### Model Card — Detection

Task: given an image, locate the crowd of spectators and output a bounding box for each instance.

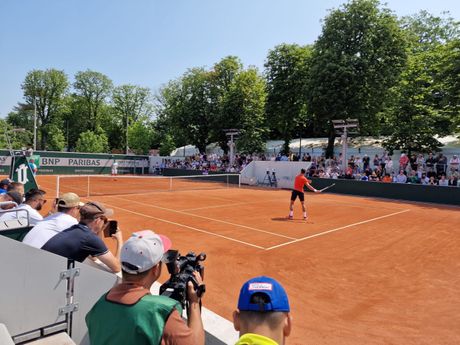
[305,151,459,187]
[158,150,459,187]
[154,153,267,174]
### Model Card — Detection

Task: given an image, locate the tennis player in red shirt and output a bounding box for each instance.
[289,168,320,220]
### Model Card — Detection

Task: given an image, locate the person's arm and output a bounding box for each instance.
[305,182,320,193]
[91,231,123,273]
[184,271,205,345]
[111,228,123,259]
[97,251,121,273]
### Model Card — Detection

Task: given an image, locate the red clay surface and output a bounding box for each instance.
[34,175,460,345]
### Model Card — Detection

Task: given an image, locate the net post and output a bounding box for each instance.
[226,174,229,188]
[238,174,241,188]
[169,176,172,191]
[56,175,60,198]
[87,175,90,198]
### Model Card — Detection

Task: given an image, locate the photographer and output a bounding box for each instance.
[86,230,205,345]
[41,201,122,273]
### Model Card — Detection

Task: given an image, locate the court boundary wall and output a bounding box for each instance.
[309,177,460,206]
[240,161,313,189]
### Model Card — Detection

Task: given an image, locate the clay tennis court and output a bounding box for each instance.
[35,175,460,345]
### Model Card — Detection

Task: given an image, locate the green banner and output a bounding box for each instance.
[9,154,39,193]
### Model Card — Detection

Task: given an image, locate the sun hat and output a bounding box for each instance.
[58,192,84,208]
[80,201,113,219]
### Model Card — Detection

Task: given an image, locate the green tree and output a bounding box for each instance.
[127,121,154,155]
[112,84,153,153]
[383,48,450,153]
[223,68,268,153]
[209,56,244,150]
[0,120,33,150]
[75,128,109,153]
[265,44,312,154]
[307,0,407,157]
[158,134,176,156]
[45,124,66,151]
[21,69,69,150]
[383,11,460,153]
[440,39,460,127]
[157,68,213,152]
[6,103,34,132]
[73,70,113,131]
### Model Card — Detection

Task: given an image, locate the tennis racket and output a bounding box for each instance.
[319,183,336,193]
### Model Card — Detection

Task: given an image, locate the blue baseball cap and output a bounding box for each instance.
[237,276,290,312]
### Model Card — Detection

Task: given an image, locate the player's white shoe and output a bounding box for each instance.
[288,215,293,220]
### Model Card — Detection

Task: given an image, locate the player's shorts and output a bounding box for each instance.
[291,190,304,202]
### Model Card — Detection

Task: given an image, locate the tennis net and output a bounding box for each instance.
[56,174,241,197]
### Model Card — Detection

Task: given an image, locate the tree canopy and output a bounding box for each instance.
[5,1,460,156]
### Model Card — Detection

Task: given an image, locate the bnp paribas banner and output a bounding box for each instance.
[9,155,39,193]
[0,151,148,175]
[36,157,148,174]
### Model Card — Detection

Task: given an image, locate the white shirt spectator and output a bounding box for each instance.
[438,177,449,186]
[22,212,78,249]
[420,175,430,185]
[1,204,43,226]
[449,155,459,171]
[385,158,393,173]
[395,172,407,184]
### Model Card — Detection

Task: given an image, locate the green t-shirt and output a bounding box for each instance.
[235,333,279,345]
[86,293,181,345]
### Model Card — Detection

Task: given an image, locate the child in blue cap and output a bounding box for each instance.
[233,276,292,345]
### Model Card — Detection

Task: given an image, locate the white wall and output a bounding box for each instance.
[241,161,312,189]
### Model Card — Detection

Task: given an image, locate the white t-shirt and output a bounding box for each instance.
[22,212,78,249]
[0,204,43,226]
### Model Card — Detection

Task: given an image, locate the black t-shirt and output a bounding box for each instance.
[42,223,108,262]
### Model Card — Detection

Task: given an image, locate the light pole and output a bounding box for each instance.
[332,119,359,173]
[298,123,305,159]
[126,114,129,154]
[33,98,37,151]
[224,129,240,167]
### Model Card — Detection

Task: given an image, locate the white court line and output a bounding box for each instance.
[265,209,411,251]
[102,202,266,250]
[106,195,296,240]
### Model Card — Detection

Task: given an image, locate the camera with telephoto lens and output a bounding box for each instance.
[159,250,206,309]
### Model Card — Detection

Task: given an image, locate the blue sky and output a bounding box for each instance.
[1,0,459,118]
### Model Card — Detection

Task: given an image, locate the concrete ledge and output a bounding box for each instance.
[0,324,14,345]
[24,332,75,345]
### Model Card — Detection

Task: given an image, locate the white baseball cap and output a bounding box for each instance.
[121,230,172,274]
